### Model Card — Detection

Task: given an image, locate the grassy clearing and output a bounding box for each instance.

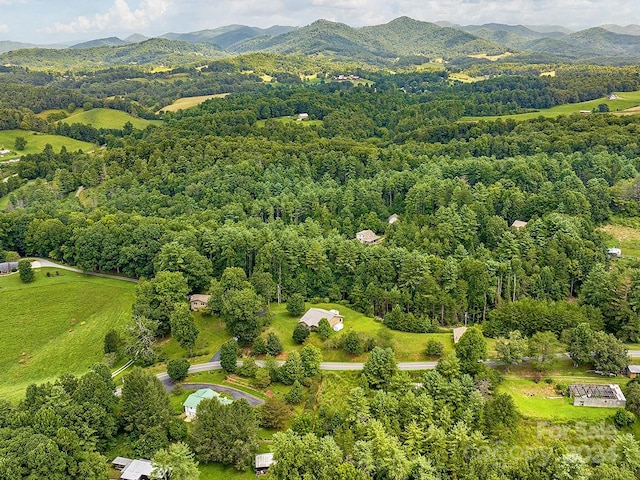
[265,302,453,362]
[60,108,162,129]
[159,94,229,113]
[0,130,94,159]
[498,377,624,422]
[255,116,323,128]
[600,223,640,258]
[199,463,255,480]
[468,52,514,61]
[158,312,230,364]
[460,90,640,122]
[0,268,135,401]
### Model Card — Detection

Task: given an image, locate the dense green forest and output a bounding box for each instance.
[3,51,640,479]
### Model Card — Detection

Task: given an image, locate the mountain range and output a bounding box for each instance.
[2,18,640,66]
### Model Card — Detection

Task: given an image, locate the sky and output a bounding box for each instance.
[1,0,639,44]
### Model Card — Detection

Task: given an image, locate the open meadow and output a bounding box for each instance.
[0,267,135,401]
[60,108,163,129]
[460,90,640,122]
[0,130,95,159]
[159,93,230,113]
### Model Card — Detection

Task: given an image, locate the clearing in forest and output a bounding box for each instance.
[159,93,230,113]
[61,108,163,129]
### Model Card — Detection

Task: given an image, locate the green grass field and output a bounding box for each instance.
[498,377,626,422]
[0,130,95,159]
[255,116,323,128]
[600,222,640,258]
[266,302,453,362]
[460,90,640,122]
[159,94,229,113]
[60,108,162,130]
[0,268,135,401]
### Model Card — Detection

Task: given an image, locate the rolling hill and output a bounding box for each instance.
[524,27,640,58]
[161,24,296,50]
[70,37,126,49]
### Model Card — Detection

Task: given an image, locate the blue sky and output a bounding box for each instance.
[1,0,639,44]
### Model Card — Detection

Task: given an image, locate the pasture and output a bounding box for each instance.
[0,130,95,159]
[60,108,163,129]
[600,222,640,258]
[460,90,640,121]
[159,93,230,113]
[0,268,135,401]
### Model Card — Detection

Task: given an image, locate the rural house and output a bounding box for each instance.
[510,220,528,230]
[299,307,344,332]
[189,294,211,311]
[255,453,275,475]
[452,326,468,344]
[356,229,380,244]
[183,388,232,418]
[297,113,309,121]
[111,457,153,480]
[388,213,400,224]
[569,384,626,408]
[625,365,640,379]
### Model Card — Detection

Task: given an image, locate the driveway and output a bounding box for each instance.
[30,257,138,283]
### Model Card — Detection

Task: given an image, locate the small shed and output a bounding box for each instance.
[255,453,275,476]
[297,113,309,121]
[299,307,344,332]
[189,294,211,311]
[607,247,622,258]
[356,229,380,244]
[452,326,468,344]
[0,262,18,274]
[569,384,626,408]
[625,365,640,379]
[510,220,528,230]
[184,388,232,417]
[388,214,400,225]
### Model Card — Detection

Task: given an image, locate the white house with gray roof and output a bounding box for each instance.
[299,308,344,332]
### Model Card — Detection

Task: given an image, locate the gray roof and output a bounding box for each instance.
[120,459,153,480]
[356,229,380,243]
[189,294,211,303]
[0,262,18,273]
[627,365,640,373]
[112,457,132,469]
[255,453,275,469]
[299,308,343,329]
[569,384,625,401]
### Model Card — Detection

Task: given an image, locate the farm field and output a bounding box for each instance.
[60,108,163,129]
[460,90,640,122]
[159,93,230,113]
[0,267,135,401]
[0,130,95,159]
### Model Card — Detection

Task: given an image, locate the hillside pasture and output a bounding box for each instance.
[60,108,162,129]
[0,130,95,159]
[600,223,640,258]
[0,268,135,401]
[460,90,640,121]
[159,93,230,113]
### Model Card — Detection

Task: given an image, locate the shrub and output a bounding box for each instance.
[167,358,190,382]
[238,358,258,378]
[220,339,239,373]
[613,409,636,429]
[266,332,283,356]
[293,323,310,344]
[342,331,364,356]
[104,329,121,354]
[254,368,271,388]
[18,260,34,283]
[285,380,305,404]
[425,340,444,357]
[317,318,332,340]
[252,337,267,355]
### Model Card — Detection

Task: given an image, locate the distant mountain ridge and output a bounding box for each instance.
[2,18,640,67]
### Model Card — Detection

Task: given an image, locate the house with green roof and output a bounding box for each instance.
[183,388,232,417]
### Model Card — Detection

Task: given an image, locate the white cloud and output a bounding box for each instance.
[46,0,171,34]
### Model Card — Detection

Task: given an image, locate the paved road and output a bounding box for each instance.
[629,350,640,358]
[31,257,138,283]
[182,383,265,406]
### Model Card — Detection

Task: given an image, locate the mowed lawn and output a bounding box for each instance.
[265,302,453,362]
[498,377,628,422]
[61,108,163,129]
[0,268,135,401]
[460,90,640,122]
[0,130,95,159]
